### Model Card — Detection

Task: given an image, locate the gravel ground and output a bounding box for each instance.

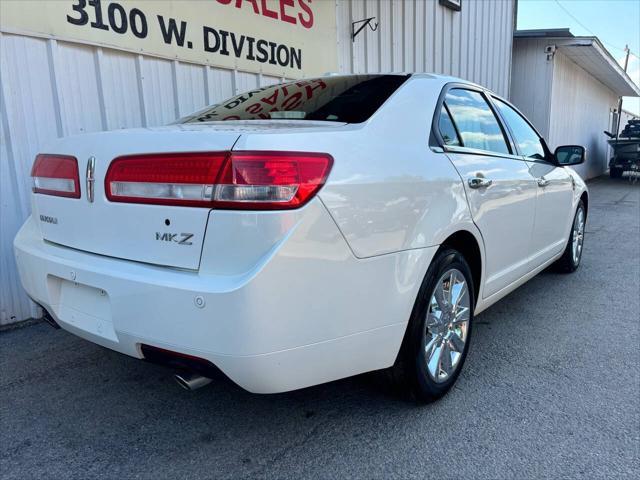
[1,176,638,480]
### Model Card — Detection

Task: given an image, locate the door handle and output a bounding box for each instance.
[468,177,493,189]
[537,177,551,187]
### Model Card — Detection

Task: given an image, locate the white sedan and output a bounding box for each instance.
[14,74,588,401]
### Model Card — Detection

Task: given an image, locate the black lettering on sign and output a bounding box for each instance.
[268,41,277,65]
[67,0,89,26]
[129,8,148,39]
[66,1,149,39]
[290,48,301,70]
[203,26,220,52]
[89,0,109,30]
[230,32,245,58]
[64,2,304,71]
[201,28,303,70]
[158,15,187,46]
[246,36,256,61]
[108,2,128,34]
[255,39,268,63]
[219,30,230,56]
[276,44,288,67]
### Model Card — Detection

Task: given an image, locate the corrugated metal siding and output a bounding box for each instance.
[337,0,515,98]
[548,51,618,180]
[0,0,515,324]
[510,38,555,138]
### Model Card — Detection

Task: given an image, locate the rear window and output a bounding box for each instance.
[438,106,461,146]
[444,89,510,155]
[179,75,409,124]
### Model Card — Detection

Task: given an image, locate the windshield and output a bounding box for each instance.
[179,74,409,124]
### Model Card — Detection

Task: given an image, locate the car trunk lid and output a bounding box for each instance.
[32,125,242,270]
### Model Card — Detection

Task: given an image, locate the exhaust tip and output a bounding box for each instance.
[174,372,212,391]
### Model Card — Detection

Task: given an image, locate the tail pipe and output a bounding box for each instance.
[174,372,212,391]
[140,344,219,391]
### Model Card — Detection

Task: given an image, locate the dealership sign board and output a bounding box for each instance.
[0,0,337,77]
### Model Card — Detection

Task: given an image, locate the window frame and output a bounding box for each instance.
[489,95,554,164]
[430,82,522,161]
[438,102,463,147]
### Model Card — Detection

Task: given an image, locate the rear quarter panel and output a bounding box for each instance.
[233,77,478,259]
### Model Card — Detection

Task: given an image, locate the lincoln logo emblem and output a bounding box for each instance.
[86,156,95,203]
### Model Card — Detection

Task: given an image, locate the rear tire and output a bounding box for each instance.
[554,201,586,273]
[391,248,474,403]
[610,167,623,179]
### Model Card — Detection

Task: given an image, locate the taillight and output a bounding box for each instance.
[105,152,227,207]
[105,151,333,210]
[31,154,81,198]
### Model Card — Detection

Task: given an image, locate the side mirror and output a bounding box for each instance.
[554,145,585,166]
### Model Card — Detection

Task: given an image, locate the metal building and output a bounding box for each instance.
[510,29,640,180]
[0,0,516,325]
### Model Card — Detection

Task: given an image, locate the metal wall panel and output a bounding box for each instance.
[511,39,619,180]
[1,34,60,323]
[56,42,104,136]
[549,51,618,180]
[174,61,208,118]
[0,0,515,324]
[141,57,177,126]
[337,0,515,98]
[100,49,144,130]
[510,38,555,138]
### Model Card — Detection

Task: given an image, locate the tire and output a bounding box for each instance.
[553,200,586,273]
[391,248,475,403]
[610,167,623,179]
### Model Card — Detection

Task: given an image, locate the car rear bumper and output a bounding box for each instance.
[14,204,435,393]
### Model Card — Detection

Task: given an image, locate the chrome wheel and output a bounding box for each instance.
[424,268,470,383]
[572,207,585,265]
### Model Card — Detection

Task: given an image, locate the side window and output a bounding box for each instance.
[438,106,461,146]
[444,89,510,155]
[493,98,546,160]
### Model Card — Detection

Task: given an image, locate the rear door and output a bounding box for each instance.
[492,97,574,269]
[438,87,538,298]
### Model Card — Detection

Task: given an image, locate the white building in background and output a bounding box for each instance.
[510,29,640,180]
[1,0,515,325]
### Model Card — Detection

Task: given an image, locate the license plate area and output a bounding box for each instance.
[47,276,117,341]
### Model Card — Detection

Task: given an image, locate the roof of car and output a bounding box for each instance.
[320,72,482,89]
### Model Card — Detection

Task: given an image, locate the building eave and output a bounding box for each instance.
[515,31,640,98]
[514,28,574,38]
[557,38,639,97]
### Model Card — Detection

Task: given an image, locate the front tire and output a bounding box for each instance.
[391,249,474,403]
[554,200,586,273]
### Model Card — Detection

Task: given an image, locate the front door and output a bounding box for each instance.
[526,162,575,267]
[491,97,575,269]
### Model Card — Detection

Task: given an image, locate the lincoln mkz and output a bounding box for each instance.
[15,74,588,401]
